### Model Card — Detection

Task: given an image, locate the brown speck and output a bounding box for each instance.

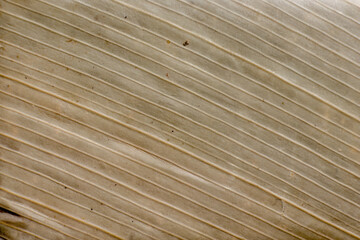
[91,208,93,211]
[25,76,27,79]
[183,40,189,46]
[166,73,169,77]
[124,16,127,19]
[16,55,19,59]
[166,40,171,44]
[281,102,284,105]
[91,86,94,90]
[100,203,103,205]
[171,130,174,133]
[64,186,67,189]
[114,183,117,186]
[7,84,9,88]
[66,67,69,71]
[66,39,73,43]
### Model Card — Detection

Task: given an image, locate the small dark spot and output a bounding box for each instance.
[281,102,284,105]
[16,55,19,59]
[114,183,117,186]
[66,39,73,43]
[166,40,171,44]
[91,208,93,211]
[66,67,69,71]
[91,86,94,90]
[171,130,174,133]
[100,203,103,205]
[25,76,27,79]
[166,73,169,77]
[64,186,67,189]
[183,40,189,46]
[131,220,134,223]
[124,16,127,19]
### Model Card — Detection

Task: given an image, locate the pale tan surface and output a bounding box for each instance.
[0,0,359,239]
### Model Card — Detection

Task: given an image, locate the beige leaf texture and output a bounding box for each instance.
[0,0,360,239]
